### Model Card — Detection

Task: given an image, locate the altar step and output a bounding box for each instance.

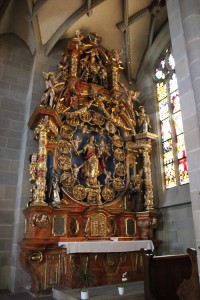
[52,281,144,300]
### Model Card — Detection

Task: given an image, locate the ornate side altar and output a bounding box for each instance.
[19,31,159,295]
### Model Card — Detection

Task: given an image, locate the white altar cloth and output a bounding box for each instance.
[58,240,154,254]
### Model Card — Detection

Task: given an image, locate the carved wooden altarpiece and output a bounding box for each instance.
[19,31,159,295]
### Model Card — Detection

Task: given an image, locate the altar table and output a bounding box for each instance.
[58,239,154,254]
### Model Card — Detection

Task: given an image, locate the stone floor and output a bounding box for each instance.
[0,282,144,300]
[0,289,54,300]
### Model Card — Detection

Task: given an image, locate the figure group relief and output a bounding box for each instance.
[28,30,155,213]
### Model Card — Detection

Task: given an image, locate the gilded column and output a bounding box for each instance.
[28,107,63,207]
[111,65,120,90]
[70,52,78,77]
[31,119,48,206]
[127,132,158,211]
[143,148,154,210]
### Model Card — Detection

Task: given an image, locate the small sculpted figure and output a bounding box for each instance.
[73,29,84,49]
[48,167,61,208]
[29,153,38,183]
[138,106,151,133]
[40,72,61,109]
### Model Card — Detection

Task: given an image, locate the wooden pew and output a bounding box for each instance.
[141,248,200,300]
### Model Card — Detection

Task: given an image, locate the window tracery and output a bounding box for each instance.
[154,48,189,189]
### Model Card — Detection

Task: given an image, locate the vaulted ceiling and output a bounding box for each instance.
[0,0,167,85]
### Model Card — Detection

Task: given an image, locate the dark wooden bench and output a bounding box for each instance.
[141,248,200,300]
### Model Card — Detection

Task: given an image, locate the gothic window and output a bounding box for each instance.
[154,47,189,189]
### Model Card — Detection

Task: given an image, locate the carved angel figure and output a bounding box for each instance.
[40,72,60,109]
[120,83,140,109]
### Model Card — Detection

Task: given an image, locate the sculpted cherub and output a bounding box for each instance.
[72,136,82,153]
[72,164,83,181]
[104,170,113,186]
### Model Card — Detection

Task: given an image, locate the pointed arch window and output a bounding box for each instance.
[154,47,189,189]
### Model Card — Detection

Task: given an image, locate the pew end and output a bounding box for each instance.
[141,247,200,300]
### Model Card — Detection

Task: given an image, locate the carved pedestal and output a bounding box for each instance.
[19,206,157,294]
[19,244,66,295]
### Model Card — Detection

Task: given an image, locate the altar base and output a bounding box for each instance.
[59,240,153,288]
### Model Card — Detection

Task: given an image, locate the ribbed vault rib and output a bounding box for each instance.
[44,0,106,55]
[147,14,157,49]
[0,0,15,27]
[117,7,149,32]
[123,0,132,84]
[27,0,47,22]
[87,0,92,16]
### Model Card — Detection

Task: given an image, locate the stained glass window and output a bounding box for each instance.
[154,48,189,189]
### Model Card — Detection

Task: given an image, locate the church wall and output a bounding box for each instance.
[139,83,194,256]
[8,40,68,292]
[0,33,65,290]
[0,34,33,289]
[156,203,196,255]
[136,13,195,255]
[166,0,200,270]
